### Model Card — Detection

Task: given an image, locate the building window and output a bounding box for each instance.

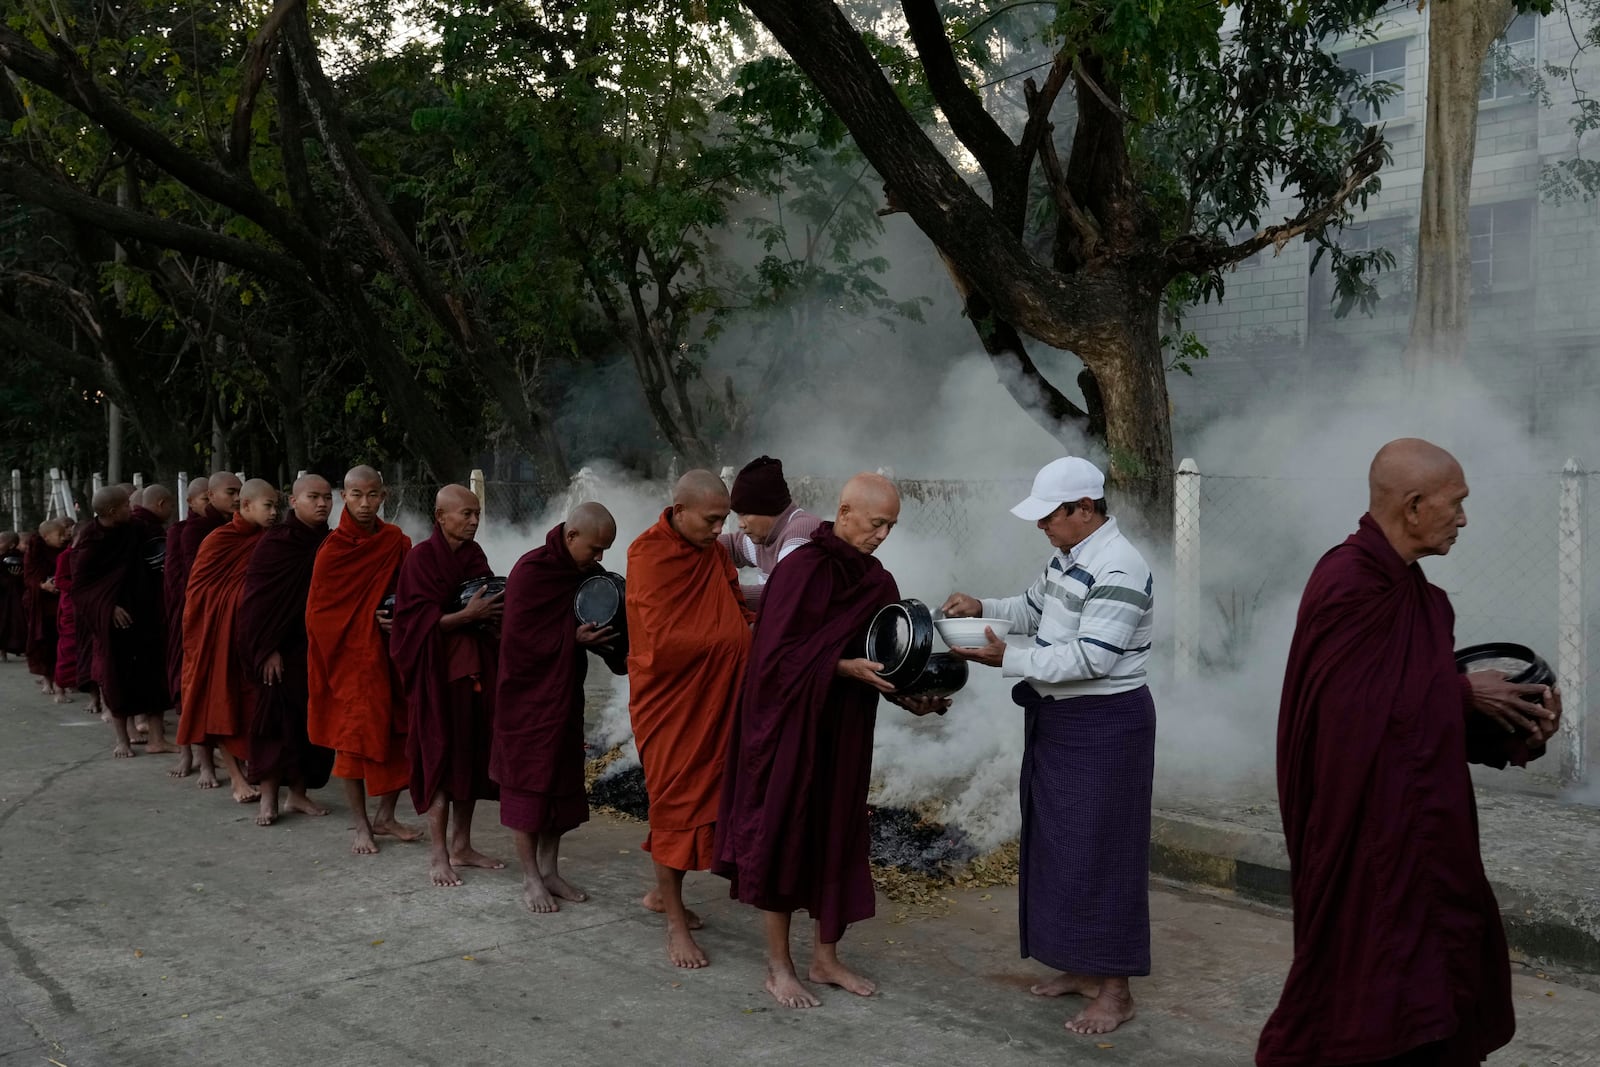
[1341,38,1408,123]
[1469,199,1533,290]
[1480,13,1537,102]
[1308,216,1412,324]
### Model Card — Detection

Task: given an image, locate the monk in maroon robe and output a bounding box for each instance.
[170,475,235,778]
[128,485,176,744]
[52,544,79,697]
[1257,439,1563,1067]
[73,487,176,757]
[23,518,69,696]
[0,530,26,660]
[391,484,503,887]
[235,475,335,827]
[165,477,211,712]
[494,503,624,913]
[715,474,948,1009]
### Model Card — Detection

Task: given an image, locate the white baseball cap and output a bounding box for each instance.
[1011,457,1106,521]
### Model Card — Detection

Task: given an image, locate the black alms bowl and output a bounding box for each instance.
[143,537,167,573]
[2,554,21,576]
[575,572,629,661]
[453,575,507,612]
[1454,641,1557,700]
[863,599,968,697]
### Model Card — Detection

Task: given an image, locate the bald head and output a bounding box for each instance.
[0,531,19,553]
[835,472,901,555]
[1367,438,1469,564]
[208,472,242,516]
[92,486,132,525]
[344,465,383,492]
[186,476,209,503]
[341,465,386,531]
[238,478,280,529]
[565,501,617,567]
[289,474,333,528]
[435,484,482,546]
[128,487,145,508]
[670,470,730,549]
[142,484,175,524]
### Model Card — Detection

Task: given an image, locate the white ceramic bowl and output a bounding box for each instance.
[934,617,1011,649]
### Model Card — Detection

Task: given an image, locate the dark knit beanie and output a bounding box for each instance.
[730,456,792,516]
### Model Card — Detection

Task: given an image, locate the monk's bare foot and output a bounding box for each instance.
[230,782,261,805]
[255,796,279,827]
[53,692,72,704]
[144,739,178,755]
[372,817,423,841]
[284,794,330,817]
[429,856,463,887]
[765,965,820,1009]
[1031,972,1101,998]
[169,749,195,778]
[112,741,135,759]
[523,880,560,914]
[666,925,708,969]
[1065,989,1136,1035]
[545,875,587,903]
[197,769,220,789]
[641,889,703,929]
[810,957,876,997]
[448,848,505,870]
[351,827,380,855]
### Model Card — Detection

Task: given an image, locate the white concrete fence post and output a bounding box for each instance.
[91,472,104,495]
[176,472,189,521]
[131,472,144,490]
[470,469,487,525]
[1174,458,1202,681]
[1557,458,1587,784]
[9,469,20,532]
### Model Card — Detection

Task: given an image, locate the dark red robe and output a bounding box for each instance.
[177,515,263,756]
[22,536,60,679]
[0,550,25,655]
[1257,515,1543,1067]
[493,522,623,835]
[52,548,77,689]
[72,513,170,718]
[713,522,899,943]
[168,509,226,713]
[391,524,499,813]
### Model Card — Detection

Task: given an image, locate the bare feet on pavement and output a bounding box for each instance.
[284,794,330,817]
[144,739,178,754]
[449,848,505,870]
[545,875,587,903]
[351,827,380,855]
[667,924,709,969]
[1031,972,1102,998]
[810,957,876,997]
[112,741,134,758]
[196,766,220,790]
[230,782,262,805]
[1065,988,1136,1035]
[641,889,703,929]
[429,856,463,887]
[256,795,279,826]
[766,964,821,1009]
[372,817,423,841]
[524,879,559,914]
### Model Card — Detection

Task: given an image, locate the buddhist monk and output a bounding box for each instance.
[24,518,68,697]
[178,478,278,800]
[306,465,421,855]
[494,501,624,913]
[627,469,753,967]
[718,455,822,612]
[0,531,25,660]
[51,536,78,699]
[234,475,336,827]
[715,473,947,1008]
[1256,439,1563,1067]
[165,476,211,778]
[391,484,504,887]
[128,485,176,744]
[73,487,177,757]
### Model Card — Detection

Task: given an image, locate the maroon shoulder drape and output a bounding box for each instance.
[235,513,332,787]
[391,525,498,813]
[71,515,169,718]
[1257,514,1541,1067]
[168,509,226,708]
[713,522,898,943]
[22,536,60,678]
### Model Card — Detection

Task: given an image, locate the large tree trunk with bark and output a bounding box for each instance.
[1405,0,1516,368]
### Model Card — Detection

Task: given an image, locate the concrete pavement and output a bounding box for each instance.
[2,661,1598,1066]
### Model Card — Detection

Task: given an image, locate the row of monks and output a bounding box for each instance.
[0,461,941,1010]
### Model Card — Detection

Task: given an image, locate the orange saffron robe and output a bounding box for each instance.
[305,511,412,796]
[177,515,262,756]
[625,508,753,870]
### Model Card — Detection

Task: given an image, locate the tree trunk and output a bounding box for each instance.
[1081,286,1173,526]
[1404,0,1515,369]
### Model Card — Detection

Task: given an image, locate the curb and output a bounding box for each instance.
[1149,809,1600,986]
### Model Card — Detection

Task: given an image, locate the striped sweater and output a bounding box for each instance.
[718,506,822,613]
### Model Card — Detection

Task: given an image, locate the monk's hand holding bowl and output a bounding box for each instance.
[261,651,283,686]
[576,622,615,647]
[40,577,57,595]
[837,658,896,693]
[1466,670,1557,736]
[112,606,133,629]
[458,586,504,626]
[940,592,981,618]
[948,627,1006,668]
[890,693,951,717]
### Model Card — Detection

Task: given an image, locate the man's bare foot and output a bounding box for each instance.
[256,796,279,827]
[765,966,821,1009]
[53,692,72,704]
[524,880,559,914]
[144,739,179,755]
[810,957,876,997]
[112,741,134,759]
[1065,989,1136,1035]
[351,828,380,855]
[641,889,703,929]
[168,754,195,779]
[284,794,330,817]
[448,848,505,870]
[666,925,709,969]
[230,782,261,805]
[1031,972,1102,998]
[545,875,587,903]
[429,856,462,887]
[372,817,423,841]
[196,767,220,789]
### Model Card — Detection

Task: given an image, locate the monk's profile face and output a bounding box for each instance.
[567,525,616,567]
[737,512,778,545]
[437,495,481,543]
[1408,468,1469,558]
[835,495,900,554]
[42,525,70,549]
[209,476,242,515]
[673,495,729,549]
[239,491,280,528]
[344,480,386,528]
[291,481,333,527]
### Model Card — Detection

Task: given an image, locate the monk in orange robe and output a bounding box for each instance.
[178,478,278,802]
[627,469,753,968]
[305,466,422,855]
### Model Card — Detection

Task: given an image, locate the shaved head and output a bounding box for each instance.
[342,465,387,531]
[344,465,383,492]
[92,485,131,520]
[565,501,617,567]
[238,478,280,529]
[669,470,730,549]
[1367,438,1469,564]
[128,487,145,507]
[185,476,210,503]
[835,472,901,555]
[208,472,242,516]
[0,531,17,552]
[292,473,330,496]
[290,474,333,527]
[435,484,482,545]
[673,469,729,508]
[240,478,277,503]
[142,484,175,525]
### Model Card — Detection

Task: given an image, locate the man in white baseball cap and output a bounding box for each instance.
[941,455,1156,1038]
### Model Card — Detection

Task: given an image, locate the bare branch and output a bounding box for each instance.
[227,0,302,172]
[900,0,1016,180]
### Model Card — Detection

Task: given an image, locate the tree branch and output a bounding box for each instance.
[900,0,1016,181]
[227,0,302,173]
